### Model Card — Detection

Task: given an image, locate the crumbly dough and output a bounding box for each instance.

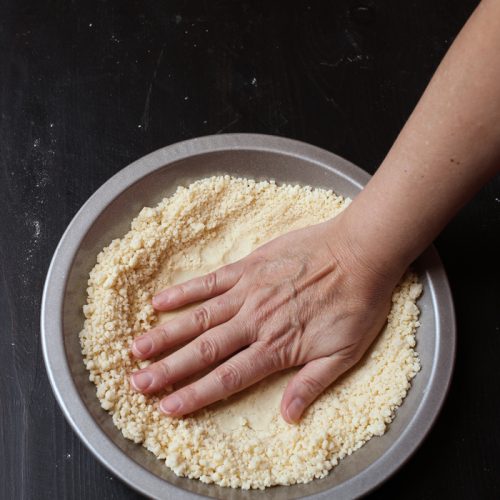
[80,176,422,490]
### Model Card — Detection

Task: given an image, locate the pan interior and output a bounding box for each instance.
[61,147,440,499]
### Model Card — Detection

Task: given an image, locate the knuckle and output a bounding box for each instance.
[215,363,242,392]
[192,306,211,331]
[196,337,219,365]
[175,283,186,298]
[202,272,217,294]
[249,251,267,266]
[157,359,171,382]
[214,296,228,311]
[157,325,170,344]
[300,374,325,396]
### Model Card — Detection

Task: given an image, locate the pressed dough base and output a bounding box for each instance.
[80,176,422,489]
[155,235,296,437]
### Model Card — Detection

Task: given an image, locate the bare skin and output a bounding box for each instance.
[131,0,500,423]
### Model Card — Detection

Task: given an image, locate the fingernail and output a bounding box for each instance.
[286,397,305,423]
[131,371,153,391]
[133,336,153,356]
[160,394,182,415]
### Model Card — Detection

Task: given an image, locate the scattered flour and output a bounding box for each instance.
[80,176,422,489]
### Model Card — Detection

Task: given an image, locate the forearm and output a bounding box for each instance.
[337,0,500,277]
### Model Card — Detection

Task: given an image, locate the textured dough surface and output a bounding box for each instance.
[80,176,422,490]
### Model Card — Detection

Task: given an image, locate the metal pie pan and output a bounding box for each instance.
[41,134,455,499]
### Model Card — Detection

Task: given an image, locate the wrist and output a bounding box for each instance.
[326,206,410,287]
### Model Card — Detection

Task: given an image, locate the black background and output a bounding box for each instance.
[1,1,499,499]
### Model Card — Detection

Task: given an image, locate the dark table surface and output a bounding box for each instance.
[1,1,499,499]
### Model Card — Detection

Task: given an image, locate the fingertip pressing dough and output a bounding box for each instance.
[80,176,422,490]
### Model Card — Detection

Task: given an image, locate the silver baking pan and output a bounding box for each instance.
[41,134,455,499]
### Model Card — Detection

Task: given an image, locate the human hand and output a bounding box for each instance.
[130,215,404,423]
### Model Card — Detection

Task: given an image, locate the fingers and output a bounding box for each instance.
[132,292,243,359]
[159,345,277,417]
[152,263,243,311]
[280,352,356,424]
[130,318,249,394]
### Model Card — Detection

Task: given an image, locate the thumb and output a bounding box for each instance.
[280,353,355,424]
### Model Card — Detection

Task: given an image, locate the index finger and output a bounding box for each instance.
[152,262,243,311]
